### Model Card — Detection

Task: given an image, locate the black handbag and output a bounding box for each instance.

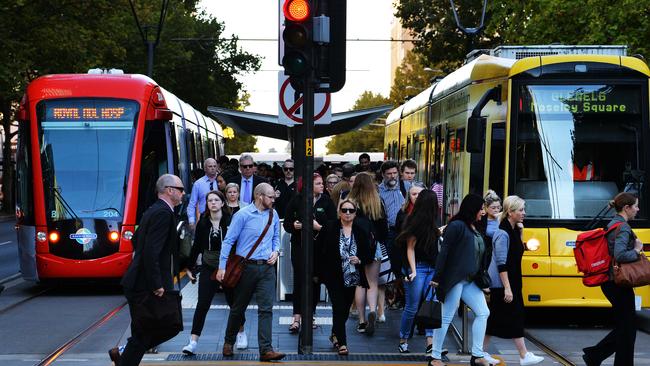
[415,285,442,329]
[473,269,492,289]
[132,288,183,338]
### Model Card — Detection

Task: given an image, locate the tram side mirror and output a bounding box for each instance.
[466,116,486,153]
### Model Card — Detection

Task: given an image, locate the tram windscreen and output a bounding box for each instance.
[38,99,137,220]
[514,84,646,219]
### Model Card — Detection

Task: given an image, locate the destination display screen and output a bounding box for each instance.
[519,84,641,115]
[41,99,139,122]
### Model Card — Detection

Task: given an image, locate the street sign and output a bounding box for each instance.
[306,138,313,156]
[278,72,331,125]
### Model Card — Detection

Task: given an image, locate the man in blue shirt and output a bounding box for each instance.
[187,158,219,230]
[226,154,267,205]
[216,183,284,361]
[378,160,406,278]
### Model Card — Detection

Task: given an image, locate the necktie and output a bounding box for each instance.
[243,179,251,203]
[209,180,214,191]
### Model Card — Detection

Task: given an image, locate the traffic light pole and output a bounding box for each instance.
[298,72,315,355]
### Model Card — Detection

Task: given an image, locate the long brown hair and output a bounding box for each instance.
[347,172,383,220]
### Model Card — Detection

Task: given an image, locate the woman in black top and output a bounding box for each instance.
[317,198,374,355]
[429,194,492,366]
[182,190,246,354]
[583,192,643,366]
[224,182,243,216]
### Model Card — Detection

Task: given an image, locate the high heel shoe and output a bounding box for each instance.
[470,356,494,366]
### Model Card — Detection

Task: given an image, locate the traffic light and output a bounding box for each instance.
[282,0,313,92]
[314,0,346,93]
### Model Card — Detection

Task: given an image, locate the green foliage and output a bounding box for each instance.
[395,0,650,69]
[225,133,258,155]
[389,51,443,106]
[0,1,261,212]
[326,91,390,154]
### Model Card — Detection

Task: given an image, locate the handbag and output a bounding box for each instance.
[415,285,442,329]
[213,210,273,288]
[378,241,395,285]
[613,253,650,287]
[473,269,492,289]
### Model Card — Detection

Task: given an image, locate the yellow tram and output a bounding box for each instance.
[385,45,650,307]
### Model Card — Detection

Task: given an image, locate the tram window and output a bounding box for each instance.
[137,122,168,222]
[514,83,646,219]
[16,122,34,225]
[488,124,506,198]
[187,132,196,170]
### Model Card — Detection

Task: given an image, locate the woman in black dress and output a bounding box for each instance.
[484,195,543,366]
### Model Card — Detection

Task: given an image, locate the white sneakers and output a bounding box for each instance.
[236,330,248,350]
[520,352,544,366]
[377,314,386,323]
[182,340,197,355]
[483,354,501,365]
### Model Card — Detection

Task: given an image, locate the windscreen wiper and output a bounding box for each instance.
[52,186,80,220]
[80,207,122,216]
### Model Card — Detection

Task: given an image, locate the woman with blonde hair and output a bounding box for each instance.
[347,172,388,336]
[484,195,543,366]
[224,183,243,215]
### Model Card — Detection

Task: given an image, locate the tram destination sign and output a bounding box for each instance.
[42,99,138,122]
[520,85,640,115]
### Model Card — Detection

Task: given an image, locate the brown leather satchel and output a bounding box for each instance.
[212,210,274,288]
[613,253,650,287]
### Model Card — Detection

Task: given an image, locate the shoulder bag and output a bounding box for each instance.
[213,209,274,288]
[415,285,442,329]
[613,252,650,287]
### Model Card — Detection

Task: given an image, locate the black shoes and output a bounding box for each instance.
[366,311,376,336]
[581,349,600,366]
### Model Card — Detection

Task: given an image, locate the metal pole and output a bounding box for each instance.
[298,69,315,356]
[147,40,155,77]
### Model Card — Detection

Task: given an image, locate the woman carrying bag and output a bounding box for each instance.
[583,192,643,366]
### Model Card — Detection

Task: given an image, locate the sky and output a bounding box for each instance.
[198,0,394,155]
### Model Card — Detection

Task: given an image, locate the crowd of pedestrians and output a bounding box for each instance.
[110,153,640,365]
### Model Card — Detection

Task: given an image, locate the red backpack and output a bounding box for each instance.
[573,222,623,287]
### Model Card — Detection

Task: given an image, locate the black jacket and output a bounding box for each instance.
[283,193,337,248]
[433,220,491,301]
[273,179,296,219]
[188,213,232,269]
[121,199,178,292]
[316,219,374,287]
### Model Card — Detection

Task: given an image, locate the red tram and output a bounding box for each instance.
[15,71,225,281]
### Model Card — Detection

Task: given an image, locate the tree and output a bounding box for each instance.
[0,1,261,212]
[388,51,443,107]
[326,91,390,154]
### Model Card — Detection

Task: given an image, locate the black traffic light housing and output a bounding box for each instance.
[314,0,346,93]
[282,0,313,92]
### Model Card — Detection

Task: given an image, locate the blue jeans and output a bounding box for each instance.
[399,262,435,339]
[431,280,490,358]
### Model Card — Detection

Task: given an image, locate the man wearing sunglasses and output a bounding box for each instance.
[273,159,296,219]
[226,154,267,205]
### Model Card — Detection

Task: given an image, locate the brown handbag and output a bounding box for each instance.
[613,253,650,287]
[212,210,274,288]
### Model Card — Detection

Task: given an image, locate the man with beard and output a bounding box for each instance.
[378,160,405,278]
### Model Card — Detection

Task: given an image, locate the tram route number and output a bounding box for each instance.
[306,138,313,157]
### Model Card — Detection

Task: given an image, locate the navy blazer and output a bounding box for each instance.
[121,199,178,292]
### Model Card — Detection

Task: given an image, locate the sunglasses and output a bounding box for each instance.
[166,185,185,193]
[340,208,356,214]
[327,181,338,185]
[241,164,254,169]
[283,167,294,171]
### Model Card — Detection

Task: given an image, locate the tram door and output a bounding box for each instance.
[137,121,169,221]
[444,128,465,221]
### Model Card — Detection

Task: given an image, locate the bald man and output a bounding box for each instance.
[187,158,219,229]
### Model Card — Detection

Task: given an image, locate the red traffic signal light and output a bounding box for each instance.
[283,0,310,22]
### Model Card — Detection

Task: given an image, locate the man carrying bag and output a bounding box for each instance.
[109,174,185,366]
[215,183,285,362]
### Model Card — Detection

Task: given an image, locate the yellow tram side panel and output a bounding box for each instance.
[521,227,650,307]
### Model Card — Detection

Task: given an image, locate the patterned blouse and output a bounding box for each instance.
[339,229,360,287]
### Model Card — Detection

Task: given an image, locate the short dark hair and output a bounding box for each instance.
[342,163,355,178]
[359,153,370,162]
[217,155,229,166]
[380,160,399,174]
[400,159,417,172]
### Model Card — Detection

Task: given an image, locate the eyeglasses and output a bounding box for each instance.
[327,181,338,185]
[241,164,254,169]
[166,186,185,193]
[264,194,275,199]
[488,205,502,210]
[340,208,356,214]
[283,167,294,171]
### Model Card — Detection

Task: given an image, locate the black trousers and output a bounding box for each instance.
[584,281,637,365]
[190,265,244,336]
[291,243,320,315]
[120,290,174,366]
[326,281,356,346]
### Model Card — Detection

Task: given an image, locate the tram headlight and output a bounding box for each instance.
[48,231,60,243]
[526,238,540,251]
[108,231,120,243]
[123,230,134,241]
[36,231,47,242]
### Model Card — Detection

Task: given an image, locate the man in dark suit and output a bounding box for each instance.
[226,154,267,205]
[109,174,185,366]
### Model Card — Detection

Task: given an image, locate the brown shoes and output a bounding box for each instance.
[222,343,234,357]
[259,350,286,362]
[108,347,121,366]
